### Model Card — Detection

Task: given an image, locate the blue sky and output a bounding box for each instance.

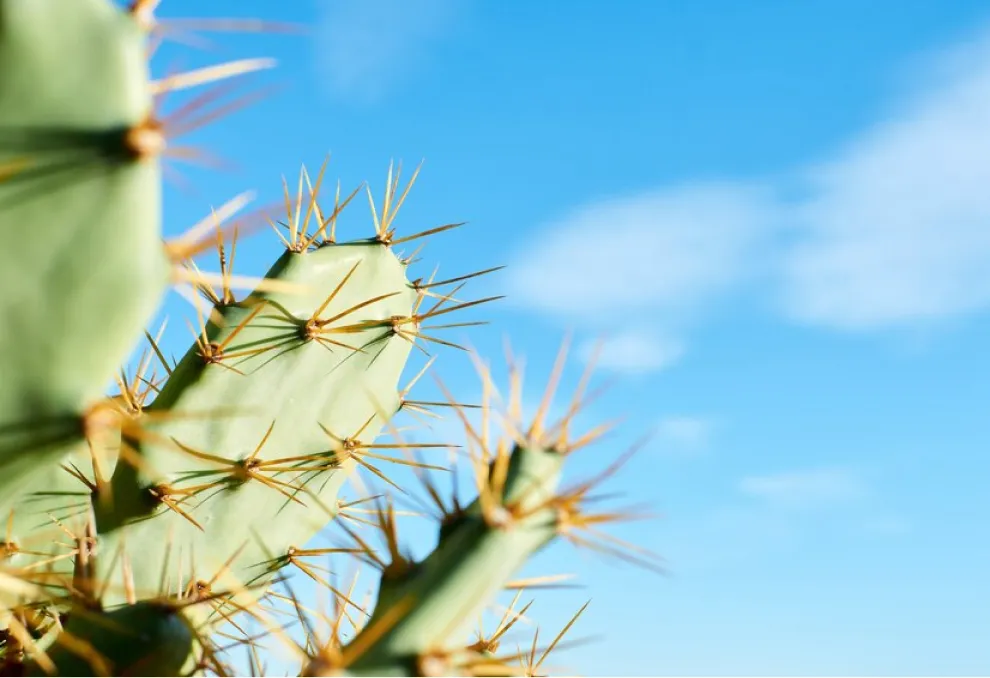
[148,0,990,674]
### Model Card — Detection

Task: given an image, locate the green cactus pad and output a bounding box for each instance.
[25,602,197,677]
[92,242,418,607]
[344,444,565,675]
[0,0,168,491]
[0,429,121,615]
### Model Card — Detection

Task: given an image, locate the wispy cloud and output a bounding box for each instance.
[778,28,990,329]
[506,24,990,347]
[507,182,780,373]
[507,182,780,323]
[579,330,685,375]
[738,467,867,509]
[654,415,714,451]
[314,0,464,102]
[662,472,897,573]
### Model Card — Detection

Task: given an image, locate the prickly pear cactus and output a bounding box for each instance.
[0,0,168,500]
[0,2,659,676]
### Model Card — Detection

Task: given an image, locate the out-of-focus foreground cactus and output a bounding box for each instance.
[0,1,660,676]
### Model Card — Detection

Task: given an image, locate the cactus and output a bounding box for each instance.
[0,2,659,676]
[299,344,658,677]
[0,0,168,499]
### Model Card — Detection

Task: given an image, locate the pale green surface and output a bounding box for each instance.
[0,430,121,613]
[348,444,565,674]
[92,243,417,606]
[0,0,168,488]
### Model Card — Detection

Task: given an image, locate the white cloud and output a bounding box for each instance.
[779,26,990,329]
[579,330,685,374]
[314,0,463,102]
[507,24,990,337]
[738,467,867,509]
[507,182,780,323]
[655,415,713,450]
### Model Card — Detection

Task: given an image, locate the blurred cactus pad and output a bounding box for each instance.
[0,1,660,675]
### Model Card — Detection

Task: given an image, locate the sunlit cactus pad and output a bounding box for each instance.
[0,0,167,493]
